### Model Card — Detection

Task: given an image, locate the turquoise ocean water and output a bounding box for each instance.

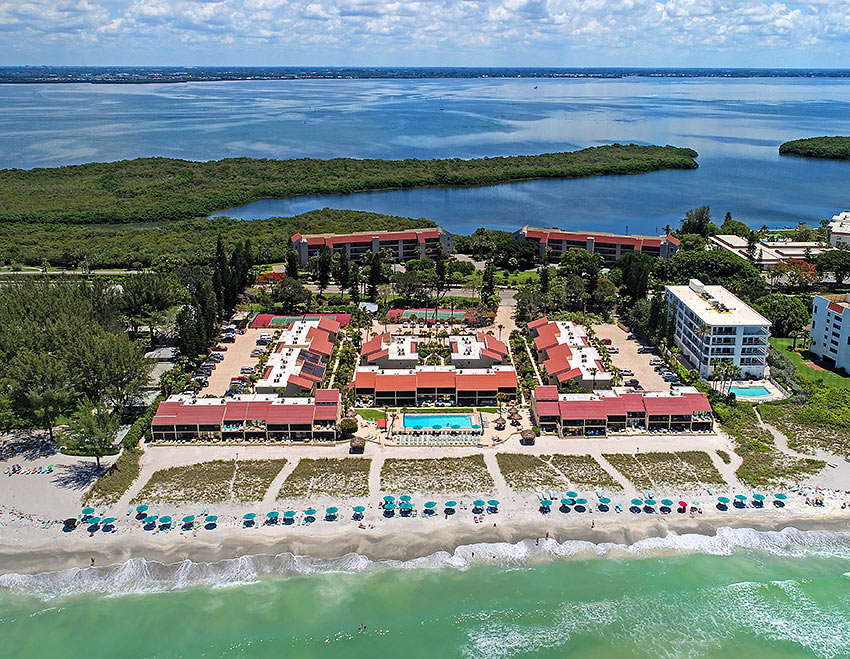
[2,527,850,657]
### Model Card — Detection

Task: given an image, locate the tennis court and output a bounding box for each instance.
[387,308,468,322]
[251,313,351,328]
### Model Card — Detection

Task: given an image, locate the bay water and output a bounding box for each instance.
[1,77,850,233]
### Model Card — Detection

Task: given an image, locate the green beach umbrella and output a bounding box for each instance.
[384,503,397,510]
[488,500,499,507]
[734,494,747,501]
[399,495,412,502]
[445,501,457,508]
[424,501,437,509]
[87,516,101,525]
[283,511,296,518]
[566,491,579,498]
[326,507,339,515]
[304,509,317,516]
[631,498,643,506]
[267,511,280,518]
[82,507,95,515]
[182,515,195,523]
[383,496,396,503]
[243,513,256,520]
[575,498,588,505]
[135,505,148,513]
[752,493,766,501]
[473,499,486,507]
[102,517,116,525]
[353,506,365,513]
[205,515,218,522]
[600,497,612,505]
[775,493,787,500]
[644,499,656,506]
[660,499,673,507]
[718,497,730,504]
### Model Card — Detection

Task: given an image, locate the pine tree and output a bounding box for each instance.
[286,249,300,279]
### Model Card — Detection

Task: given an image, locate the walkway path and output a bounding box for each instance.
[261,458,300,506]
[482,452,511,497]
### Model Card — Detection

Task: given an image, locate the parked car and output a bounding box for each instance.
[631,384,645,391]
[637,346,656,354]
[626,333,636,340]
[608,347,620,354]
[220,335,235,344]
[620,369,635,376]
[625,378,640,387]
[650,359,664,365]
[663,375,681,382]
[601,338,613,345]
[213,344,228,351]
[240,366,256,374]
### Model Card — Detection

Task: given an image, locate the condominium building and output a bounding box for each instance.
[291,227,452,264]
[528,317,613,390]
[150,390,341,443]
[513,226,679,265]
[360,331,508,369]
[708,234,831,270]
[827,211,850,247]
[352,365,518,407]
[809,293,850,372]
[253,317,340,395]
[531,386,713,436]
[665,279,771,378]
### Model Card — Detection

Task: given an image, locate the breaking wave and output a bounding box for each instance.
[2,526,850,602]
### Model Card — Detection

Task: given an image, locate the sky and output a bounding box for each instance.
[1,0,849,68]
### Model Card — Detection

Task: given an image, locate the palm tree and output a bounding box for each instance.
[726,363,742,394]
[497,324,504,341]
[695,323,711,347]
[497,391,506,415]
[589,366,598,390]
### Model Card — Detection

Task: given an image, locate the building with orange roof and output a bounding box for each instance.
[514,226,679,265]
[528,318,613,390]
[254,318,337,395]
[291,226,452,264]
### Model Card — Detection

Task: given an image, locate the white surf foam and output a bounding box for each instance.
[2,525,849,602]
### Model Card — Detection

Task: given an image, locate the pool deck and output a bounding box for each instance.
[713,379,787,402]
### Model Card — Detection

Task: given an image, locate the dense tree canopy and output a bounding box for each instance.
[753,294,810,338]
[655,249,767,302]
[779,136,850,160]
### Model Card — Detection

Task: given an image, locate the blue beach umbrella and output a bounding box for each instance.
[326,507,339,515]
[182,515,195,523]
[283,511,296,518]
[488,500,499,507]
[541,500,552,507]
[135,505,149,513]
[82,507,95,515]
[101,517,116,525]
[445,501,457,508]
[205,515,218,522]
[400,502,413,510]
[353,506,365,513]
[399,495,412,502]
[560,498,574,506]
[718,497,730,504]
[631,498,643,506]
[144,515,158,523]
[644,499,656,507]
[775,493,788,500]
[243,513,256,520]
[473,499,486,507]
[303,509,317,516]
[575,498,588,505]
[566,491,579,499]
[384,503,397,511]
[159,516,172,524]
[383,496,396,503]
[660,499,673,507]
[87,516,101,525]
[267,511,280,519]
[735,495,747,501]
[424,501,437,509]
[753,493,766,501]
[599,497,612,505]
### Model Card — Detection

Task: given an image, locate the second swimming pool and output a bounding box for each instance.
[402,414,477,430]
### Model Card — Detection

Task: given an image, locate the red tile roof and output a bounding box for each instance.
[528,316,549,330]
[828,302,845,315]
[535,401,561,417]
[555,367,583,383]
[456,371,517,390]
[376,373,418,391]
[313,405,339,421]
[314,389,340,403]
[287,374,315,390]
[361,333,388,357]
[644,394,712,415]
[223,401,250,421]
[267,404,315,424]
[534,385,559,401]
[558,400,607,419]
[317,316,341,334]
[175,405,226,425]
[416,371,456,388]
[353,370,377,390]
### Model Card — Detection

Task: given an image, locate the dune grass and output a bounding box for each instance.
[603,451,725,490]
[278,458,371,498]
[380,455,494,493]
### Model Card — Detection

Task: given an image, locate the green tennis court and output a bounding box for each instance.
[396,309,468,320]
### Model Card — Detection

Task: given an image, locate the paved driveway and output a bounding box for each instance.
[593,323,669,392]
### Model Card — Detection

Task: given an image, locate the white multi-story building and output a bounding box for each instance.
[827,211,850,247]
[809,293,850,372]
[665,279,771,378]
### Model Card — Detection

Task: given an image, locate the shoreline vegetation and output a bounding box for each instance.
[0,145,698,224]
[779,136,850,160]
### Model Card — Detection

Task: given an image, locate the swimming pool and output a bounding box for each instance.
[403,414,477,430]
[729,385,772,397]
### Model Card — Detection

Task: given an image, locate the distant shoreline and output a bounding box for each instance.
[3,66,850,85]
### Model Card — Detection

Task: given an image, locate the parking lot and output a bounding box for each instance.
[592,323,669,392]
[204,328,266,396]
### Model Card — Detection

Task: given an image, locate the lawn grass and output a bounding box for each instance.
[603,451,725,490]
[278,458,371,498]
[132,459,287,504]
[356,409,387,421]
[769,338,850,389]
[83,449,142,506]
[380,455,494,493]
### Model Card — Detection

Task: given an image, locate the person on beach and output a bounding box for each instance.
[591,520,595,528]
[90,557,95,566]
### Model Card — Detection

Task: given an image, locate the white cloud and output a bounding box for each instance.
[0,0,849,64]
